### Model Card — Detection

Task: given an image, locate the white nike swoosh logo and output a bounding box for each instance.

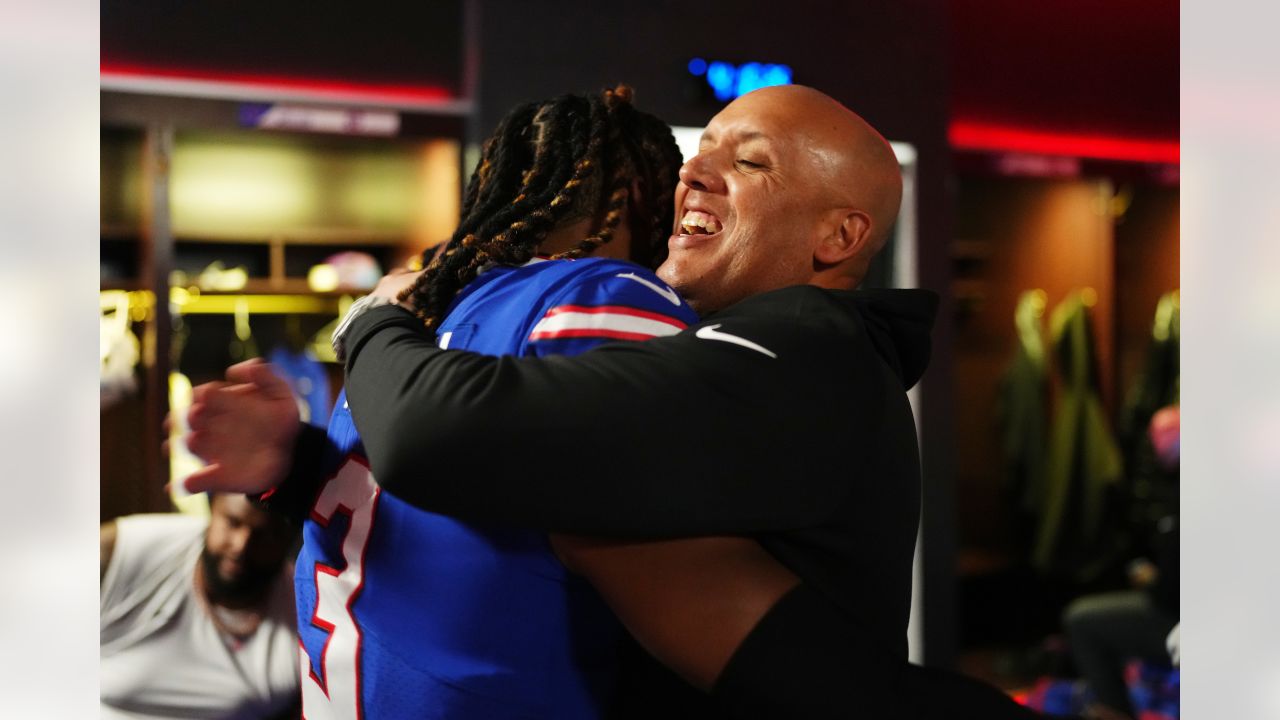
[616,272,682,306]
[694,324,778,359]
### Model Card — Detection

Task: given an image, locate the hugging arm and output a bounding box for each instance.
[344,303,879,537]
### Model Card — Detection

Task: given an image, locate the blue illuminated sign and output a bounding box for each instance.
[687,58,792,101]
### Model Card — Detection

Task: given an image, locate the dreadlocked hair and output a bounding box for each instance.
[398,84,685,331]
[616,105,685,268]
[549,85,634,261]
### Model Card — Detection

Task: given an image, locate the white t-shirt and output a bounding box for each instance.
[100,513,298,719]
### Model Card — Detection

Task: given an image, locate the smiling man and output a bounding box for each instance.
[660,84,902,315]
[187,86,1040,718]
[331,85,1035,718]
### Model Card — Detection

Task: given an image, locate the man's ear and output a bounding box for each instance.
[814,209,871,265]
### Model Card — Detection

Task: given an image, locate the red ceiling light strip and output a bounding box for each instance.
[100,61,456,107]
[949,121,1179,164]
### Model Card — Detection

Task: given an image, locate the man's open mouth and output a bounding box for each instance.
[678,209,722,236]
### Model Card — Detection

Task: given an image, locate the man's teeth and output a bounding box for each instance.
[680,211,720,235]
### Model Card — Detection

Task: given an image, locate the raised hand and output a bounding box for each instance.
[179,359,302,495]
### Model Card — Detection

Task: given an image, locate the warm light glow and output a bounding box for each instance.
[171,140,315,232]
[308,264,340,293]
[169,132,426,237]
[171,293,341,315]
[950,121,1179,164]
[415,140,462,247]
[339,153,421,230]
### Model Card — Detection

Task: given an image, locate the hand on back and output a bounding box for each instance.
[370,268,425,309]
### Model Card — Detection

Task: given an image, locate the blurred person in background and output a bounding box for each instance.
[100,493,300,719]
[1065,405,1179,720]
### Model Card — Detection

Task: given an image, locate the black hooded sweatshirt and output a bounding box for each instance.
[344,284,932,653]
[316,284,1038,719]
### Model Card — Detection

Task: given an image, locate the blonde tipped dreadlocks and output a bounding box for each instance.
[397,85,684,331]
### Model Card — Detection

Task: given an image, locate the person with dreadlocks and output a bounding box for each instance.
[185,85,705,719]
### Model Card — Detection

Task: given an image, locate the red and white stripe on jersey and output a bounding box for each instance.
[529,304,688,342]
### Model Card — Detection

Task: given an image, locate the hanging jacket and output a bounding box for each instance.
[1034,291,1124,580]
[1119,290,1180,543]
[997,289,1050,527]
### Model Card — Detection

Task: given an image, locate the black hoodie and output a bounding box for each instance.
[343,284,937,658]
[338,285,1047,719]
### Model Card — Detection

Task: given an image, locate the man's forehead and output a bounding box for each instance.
[700,125,771,144]
[703,96,807,145]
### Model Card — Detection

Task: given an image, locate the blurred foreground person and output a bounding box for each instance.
[100,494,299,719]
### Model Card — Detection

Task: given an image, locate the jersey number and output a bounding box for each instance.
[301,456,379,720]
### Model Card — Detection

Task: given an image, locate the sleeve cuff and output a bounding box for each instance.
[249,422,330,525]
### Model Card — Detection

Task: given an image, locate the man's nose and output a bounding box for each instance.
[678,153,726,194]
[227,529,251,556]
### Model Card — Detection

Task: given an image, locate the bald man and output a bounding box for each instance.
[188,86,1040,717]
[338,85,1037,718]
[658,84,903,315]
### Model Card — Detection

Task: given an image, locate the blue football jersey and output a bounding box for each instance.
[295,257,698,720]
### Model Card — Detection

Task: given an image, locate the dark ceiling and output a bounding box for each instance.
[101,1,1178,144]
[101,0,464,96]
[950,0,1178,141]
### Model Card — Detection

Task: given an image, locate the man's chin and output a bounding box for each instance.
[218,569,245,586]
[201,551,269,600]
[656,256,696,290]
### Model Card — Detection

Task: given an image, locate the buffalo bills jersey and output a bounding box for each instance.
[295,257,697,720]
